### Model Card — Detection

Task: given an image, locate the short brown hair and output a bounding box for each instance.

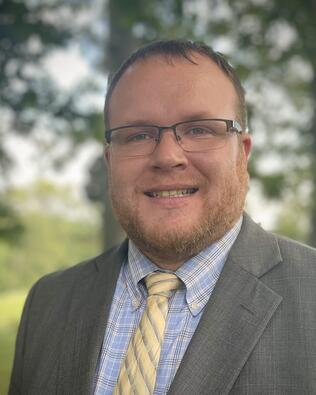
[104,39,247,130]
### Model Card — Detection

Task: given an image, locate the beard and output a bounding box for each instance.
[109,150,249,267]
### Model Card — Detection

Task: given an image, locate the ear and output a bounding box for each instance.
[104,145,111,167]
[241,133,252,160]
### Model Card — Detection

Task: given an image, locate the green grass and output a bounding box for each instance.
[0,290,26,395]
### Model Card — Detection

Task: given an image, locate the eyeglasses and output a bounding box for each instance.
[105,118,243,158]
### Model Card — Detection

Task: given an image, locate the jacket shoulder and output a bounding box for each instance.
[35,242,126,290]
[274,233,316,272]
[27,241,128,309]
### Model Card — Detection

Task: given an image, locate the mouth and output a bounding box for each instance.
[144,188,198,198]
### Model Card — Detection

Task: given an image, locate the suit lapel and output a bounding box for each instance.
[57,241,128,395]
[168,215,283,395]
[54,215,283,394]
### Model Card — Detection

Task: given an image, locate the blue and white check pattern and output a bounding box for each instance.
[94,217,242,395]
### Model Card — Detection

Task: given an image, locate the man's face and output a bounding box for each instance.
[105,54,252,269]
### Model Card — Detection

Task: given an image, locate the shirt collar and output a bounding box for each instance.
[175,217,242,315]
[124,242,159,310]
[124,217,243,314]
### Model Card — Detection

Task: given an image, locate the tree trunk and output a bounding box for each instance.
[86,0,142,251]
[309,71,316,247]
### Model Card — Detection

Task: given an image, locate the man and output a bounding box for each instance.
[9,40,316,394]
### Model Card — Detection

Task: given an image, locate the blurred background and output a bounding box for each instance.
[1,0,316,392]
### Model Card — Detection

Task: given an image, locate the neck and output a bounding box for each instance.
[146,256,185,271]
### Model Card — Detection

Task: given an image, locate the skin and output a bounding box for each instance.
[105,53,252,271]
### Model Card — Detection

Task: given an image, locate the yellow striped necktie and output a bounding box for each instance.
[113,272,181,395]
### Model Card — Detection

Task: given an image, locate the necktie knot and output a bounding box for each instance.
[145,272,181,298]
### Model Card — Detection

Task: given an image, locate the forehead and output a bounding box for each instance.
[108,54,238,125]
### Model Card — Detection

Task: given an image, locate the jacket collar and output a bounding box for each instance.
[168,213,283,395]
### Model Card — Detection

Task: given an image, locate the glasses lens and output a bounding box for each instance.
[176,119,229,152]
[110,126,159,157]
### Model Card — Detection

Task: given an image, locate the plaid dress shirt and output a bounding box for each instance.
[94,217,242,394]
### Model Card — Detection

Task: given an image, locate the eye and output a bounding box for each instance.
[188,127,210,135]
[184,125,216,138]
[126,130,156,143]
[111,127,157,145]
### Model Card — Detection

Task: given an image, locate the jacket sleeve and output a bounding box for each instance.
[8,284,37,395]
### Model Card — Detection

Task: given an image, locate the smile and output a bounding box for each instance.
[145,188,198,198]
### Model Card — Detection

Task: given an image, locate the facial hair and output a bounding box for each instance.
[109,149,249,267]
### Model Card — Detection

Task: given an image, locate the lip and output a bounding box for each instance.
[144,184,198,193]
[143,184,199,205]
[144,184,198,195]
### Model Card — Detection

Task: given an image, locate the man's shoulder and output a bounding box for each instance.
[273,232,316,268]
[30,241,128,299]
[235,214,316,277]
[35,253,100,288]
[243,213,316,253]
[246,214,316,273]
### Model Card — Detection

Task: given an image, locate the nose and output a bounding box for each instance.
[149,129,188,171]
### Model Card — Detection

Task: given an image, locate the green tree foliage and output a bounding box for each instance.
[0,0,103,242]
[0,200,24,243]
[3,0,62,141]
[0,181,100,291]
[274,197,310,243]
[201,0,316,244]
[3,0,316,246]
[0,0,101,141]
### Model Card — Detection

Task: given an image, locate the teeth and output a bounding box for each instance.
[149,189,196,198]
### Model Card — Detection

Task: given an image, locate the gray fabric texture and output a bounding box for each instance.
[9,214,316,394]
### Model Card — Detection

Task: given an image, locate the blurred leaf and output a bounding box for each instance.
[0,0,98,174]
[0,200,24,243]
[260,174,286,199]
[0,181,100,291]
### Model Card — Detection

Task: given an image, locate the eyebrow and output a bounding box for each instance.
[181,112,217,121]
[118,113,217,127]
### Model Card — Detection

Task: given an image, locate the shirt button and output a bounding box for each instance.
[190,303,199,310]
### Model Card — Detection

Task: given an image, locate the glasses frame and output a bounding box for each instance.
[104,118,244,156]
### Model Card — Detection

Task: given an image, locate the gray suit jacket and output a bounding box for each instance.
[9,214,316,394]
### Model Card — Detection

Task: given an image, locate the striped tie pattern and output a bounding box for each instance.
[113,272,181,395]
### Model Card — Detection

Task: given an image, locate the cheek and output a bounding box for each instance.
[194,156,230,181]
[197,154,241,192]
[109,161,143,195]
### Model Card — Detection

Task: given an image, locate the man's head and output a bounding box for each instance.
[104,39,252,270]
[104,40,248,131]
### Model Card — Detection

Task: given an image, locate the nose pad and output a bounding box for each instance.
[156,128,182,149]
[150,127,188,168]
[175,133,182,143]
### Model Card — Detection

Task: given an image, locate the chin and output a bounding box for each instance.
[121,209,231,264]
[112,154,249,263]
